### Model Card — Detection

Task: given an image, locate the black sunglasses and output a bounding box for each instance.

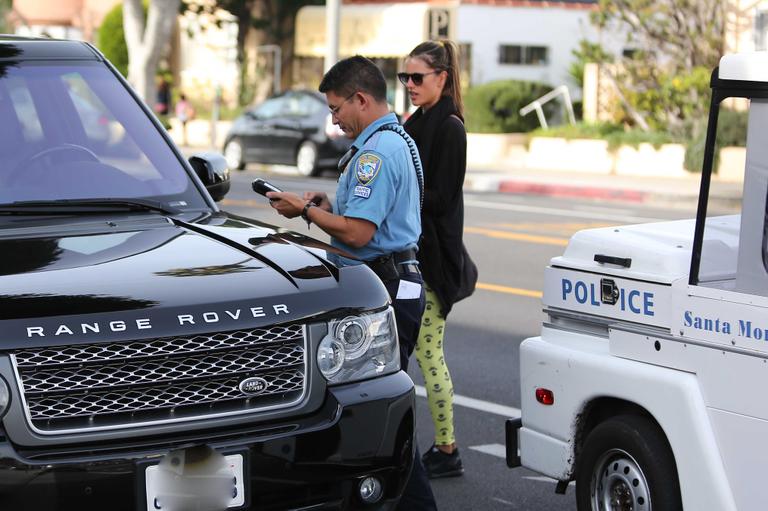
[397,71,440,86]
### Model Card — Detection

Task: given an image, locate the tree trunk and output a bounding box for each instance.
[123,0,180,104]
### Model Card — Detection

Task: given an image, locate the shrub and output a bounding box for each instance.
[464,80,556,133]
[683,109,747,172]
[97,4,129,77]
[531,122,676,150]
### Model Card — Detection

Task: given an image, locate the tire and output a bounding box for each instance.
[224,138,245,170]
[576,414,682,511]
[296,140,318,177]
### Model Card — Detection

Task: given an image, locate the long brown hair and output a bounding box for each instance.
[408,40,464,117]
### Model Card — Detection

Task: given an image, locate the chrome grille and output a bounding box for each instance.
[12,325,307,434]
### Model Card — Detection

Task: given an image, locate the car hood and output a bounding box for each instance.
[0,213,388,348]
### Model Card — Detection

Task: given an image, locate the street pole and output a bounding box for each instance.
[255,45,282,95]
[210,83,222,150]
[325,0,341,72]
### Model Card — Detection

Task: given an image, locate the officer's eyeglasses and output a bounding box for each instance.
[329,92,357,116]
[397,71,440,86]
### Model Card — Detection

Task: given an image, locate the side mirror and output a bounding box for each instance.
[189,152,231,202]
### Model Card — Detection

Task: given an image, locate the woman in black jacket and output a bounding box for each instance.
[401,40,468,479]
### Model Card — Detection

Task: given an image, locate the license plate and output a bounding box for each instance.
[145,453,245,510]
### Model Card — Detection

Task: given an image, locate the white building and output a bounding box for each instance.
[294,0,630,110]
[456,0,626,90]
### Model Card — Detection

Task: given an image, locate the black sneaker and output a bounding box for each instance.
[421,444,464,479]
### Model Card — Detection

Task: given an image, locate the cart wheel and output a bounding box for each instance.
[576,414,682,511]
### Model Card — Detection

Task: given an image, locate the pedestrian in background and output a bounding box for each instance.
[266,55,437,511]
[175,93,193,145]
[400,39,468,479]
[155,76,170,116]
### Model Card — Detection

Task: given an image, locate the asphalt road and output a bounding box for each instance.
[218,164,703,511]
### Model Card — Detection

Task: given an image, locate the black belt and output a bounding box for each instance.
[365,249,420,282]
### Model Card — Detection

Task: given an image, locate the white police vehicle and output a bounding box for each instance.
[507,52,768,511]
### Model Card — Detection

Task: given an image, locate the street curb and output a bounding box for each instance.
[496,180,648,202]
[462,173,742,212]
[462,173,651,203]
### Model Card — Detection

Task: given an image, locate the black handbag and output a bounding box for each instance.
[454,244,478,303]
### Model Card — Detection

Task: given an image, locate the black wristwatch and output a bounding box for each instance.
[301,201,315,228]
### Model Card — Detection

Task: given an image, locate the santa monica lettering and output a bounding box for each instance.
[738,320,768,341]
[684,310,732,334]
[684,311,768,341]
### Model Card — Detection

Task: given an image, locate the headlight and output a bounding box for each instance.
[317,307,399,385]
[0,376,9,419]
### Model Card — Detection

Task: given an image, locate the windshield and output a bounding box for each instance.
[0,60,207,210]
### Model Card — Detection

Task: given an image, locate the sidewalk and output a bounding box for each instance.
[463,165,743,212]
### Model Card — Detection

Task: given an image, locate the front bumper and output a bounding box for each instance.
[0,371,415,511]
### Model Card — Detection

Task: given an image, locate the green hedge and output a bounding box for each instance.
[531,122,676,150]
[97,4,129,77]
[684,109,747,172]
[464,80,555,133]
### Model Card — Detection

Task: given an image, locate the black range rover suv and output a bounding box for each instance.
[0,37,414,510]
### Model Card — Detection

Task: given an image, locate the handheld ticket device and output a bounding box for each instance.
[252,178,282,198]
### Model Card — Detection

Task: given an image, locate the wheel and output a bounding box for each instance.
[296,140,318,177]
[224,138,245,170]
[576,415,682,511]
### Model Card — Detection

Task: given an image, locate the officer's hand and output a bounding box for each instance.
[266,191,303,218]
[303,192,331,212]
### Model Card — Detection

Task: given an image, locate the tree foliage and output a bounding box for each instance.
[593,0,729,133]
[123,0,180,102]
[183,0,322,106]
[97,4,131,77]
[0,0,12,33]
[568,40,613,90]
[464,80,556,133]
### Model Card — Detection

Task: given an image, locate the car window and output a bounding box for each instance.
[63,72,115,147]
[285,94,323,117]
[0,61,207,210]
[252,97,284,119]
[6,77,44,142]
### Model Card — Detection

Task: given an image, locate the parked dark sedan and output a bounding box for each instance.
[223,90,352,176]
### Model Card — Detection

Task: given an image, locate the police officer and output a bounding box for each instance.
[267,55,437,511]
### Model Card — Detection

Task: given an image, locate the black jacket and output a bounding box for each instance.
[404,96,466,316]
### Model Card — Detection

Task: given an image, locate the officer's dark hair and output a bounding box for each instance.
[319,55,387,103]
[408,40,464,118]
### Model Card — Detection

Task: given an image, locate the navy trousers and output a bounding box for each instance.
[384,274,438,511]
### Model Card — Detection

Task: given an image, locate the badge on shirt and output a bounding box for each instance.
[354,185,371,198]
[356,152,382,185]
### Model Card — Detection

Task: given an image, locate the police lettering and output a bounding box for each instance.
[561,278,654,316]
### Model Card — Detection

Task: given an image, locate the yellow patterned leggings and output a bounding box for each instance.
[414,285,455,446]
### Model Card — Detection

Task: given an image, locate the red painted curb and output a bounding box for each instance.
[497,180,648,203]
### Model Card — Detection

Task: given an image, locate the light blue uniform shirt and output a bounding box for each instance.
[332,112,421,261]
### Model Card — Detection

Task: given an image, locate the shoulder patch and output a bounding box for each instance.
[354,185,371,198]
[356,152,382,185]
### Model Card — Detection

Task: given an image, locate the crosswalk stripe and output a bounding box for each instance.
[414,385,521,418]
[468,443,507,459]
